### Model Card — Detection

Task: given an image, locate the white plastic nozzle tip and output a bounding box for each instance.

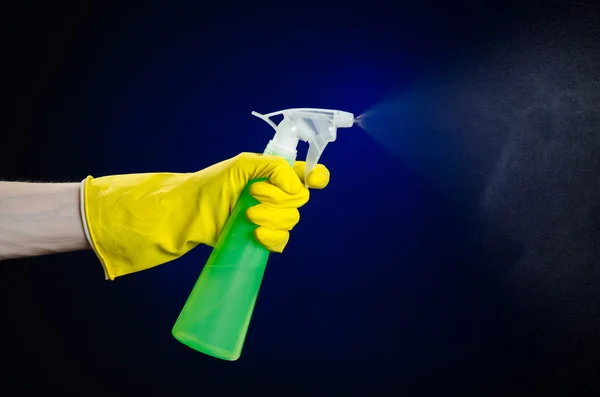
[334,111,355,128]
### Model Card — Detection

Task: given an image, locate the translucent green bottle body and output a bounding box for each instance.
[172,178,270,361]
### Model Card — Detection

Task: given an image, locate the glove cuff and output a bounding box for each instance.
[80,178,93,247]
[80,176,111,280]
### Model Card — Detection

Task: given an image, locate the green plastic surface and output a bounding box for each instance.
[172,178,270,361]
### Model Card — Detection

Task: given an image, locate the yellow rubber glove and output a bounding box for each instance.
[81,152,330,280]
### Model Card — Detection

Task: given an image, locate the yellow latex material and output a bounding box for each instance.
[82,152,330,280]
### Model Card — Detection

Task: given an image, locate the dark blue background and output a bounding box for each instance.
[2,0,598,395]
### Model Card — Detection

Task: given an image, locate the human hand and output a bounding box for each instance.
[82,152,330,279]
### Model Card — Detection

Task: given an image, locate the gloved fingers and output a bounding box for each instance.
[246,204,300,231]
[249,181,310,209]
[237,153,303,195]
[254,227,289,253]
[293,161,330,189]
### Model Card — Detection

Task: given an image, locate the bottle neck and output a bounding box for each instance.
[272,118,300,148]
[263,141,297,167]
[262,118,299,166]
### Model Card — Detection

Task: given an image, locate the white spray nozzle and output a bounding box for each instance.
[332,110,355,128]
[252,108,355,186]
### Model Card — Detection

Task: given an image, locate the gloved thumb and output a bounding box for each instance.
[293,162,330,189]
[242,153,303,195]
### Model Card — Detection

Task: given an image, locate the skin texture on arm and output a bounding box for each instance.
[0,182,90,260]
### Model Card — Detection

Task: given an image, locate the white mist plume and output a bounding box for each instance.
[359,20,600,340]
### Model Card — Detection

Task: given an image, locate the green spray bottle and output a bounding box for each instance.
[171,108,355,360]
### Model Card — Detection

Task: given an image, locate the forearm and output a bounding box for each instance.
[0,181,90,260]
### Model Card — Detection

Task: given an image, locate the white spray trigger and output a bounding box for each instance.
[295,116,336,186]
[252,108,355,187]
